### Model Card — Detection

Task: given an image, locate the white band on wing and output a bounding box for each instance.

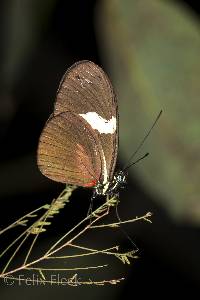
[79,112,116,134]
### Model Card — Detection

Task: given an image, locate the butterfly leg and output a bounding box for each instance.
[114,198,139,253]
[87,190,96,218]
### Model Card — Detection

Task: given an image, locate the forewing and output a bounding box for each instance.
[54,60,118,183]
[37,112,102,186]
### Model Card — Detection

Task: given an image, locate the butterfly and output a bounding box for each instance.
[37,60,127,198]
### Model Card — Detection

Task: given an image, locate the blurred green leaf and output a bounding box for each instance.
[97,0,200,223]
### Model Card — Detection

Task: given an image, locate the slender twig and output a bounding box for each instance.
[23,209,50,265]
[90,212,152,228]
[0,205,47,235]
[3,274,125,286]
[26,264,107,271]
[2,231,31,274]
[0,223,33,259]
[46,246,119,259]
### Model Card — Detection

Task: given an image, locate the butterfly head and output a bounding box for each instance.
[113,170,127,186]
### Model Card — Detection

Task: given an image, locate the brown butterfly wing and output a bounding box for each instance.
[54,60,118,184]
[37,112,102,186]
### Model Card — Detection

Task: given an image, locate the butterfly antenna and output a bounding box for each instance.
[124,152,149,172]
[123,110,162,170]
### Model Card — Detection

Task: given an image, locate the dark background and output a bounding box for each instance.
[0,0,199,298]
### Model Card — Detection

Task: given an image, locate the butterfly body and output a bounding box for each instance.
[93,170,127,198]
